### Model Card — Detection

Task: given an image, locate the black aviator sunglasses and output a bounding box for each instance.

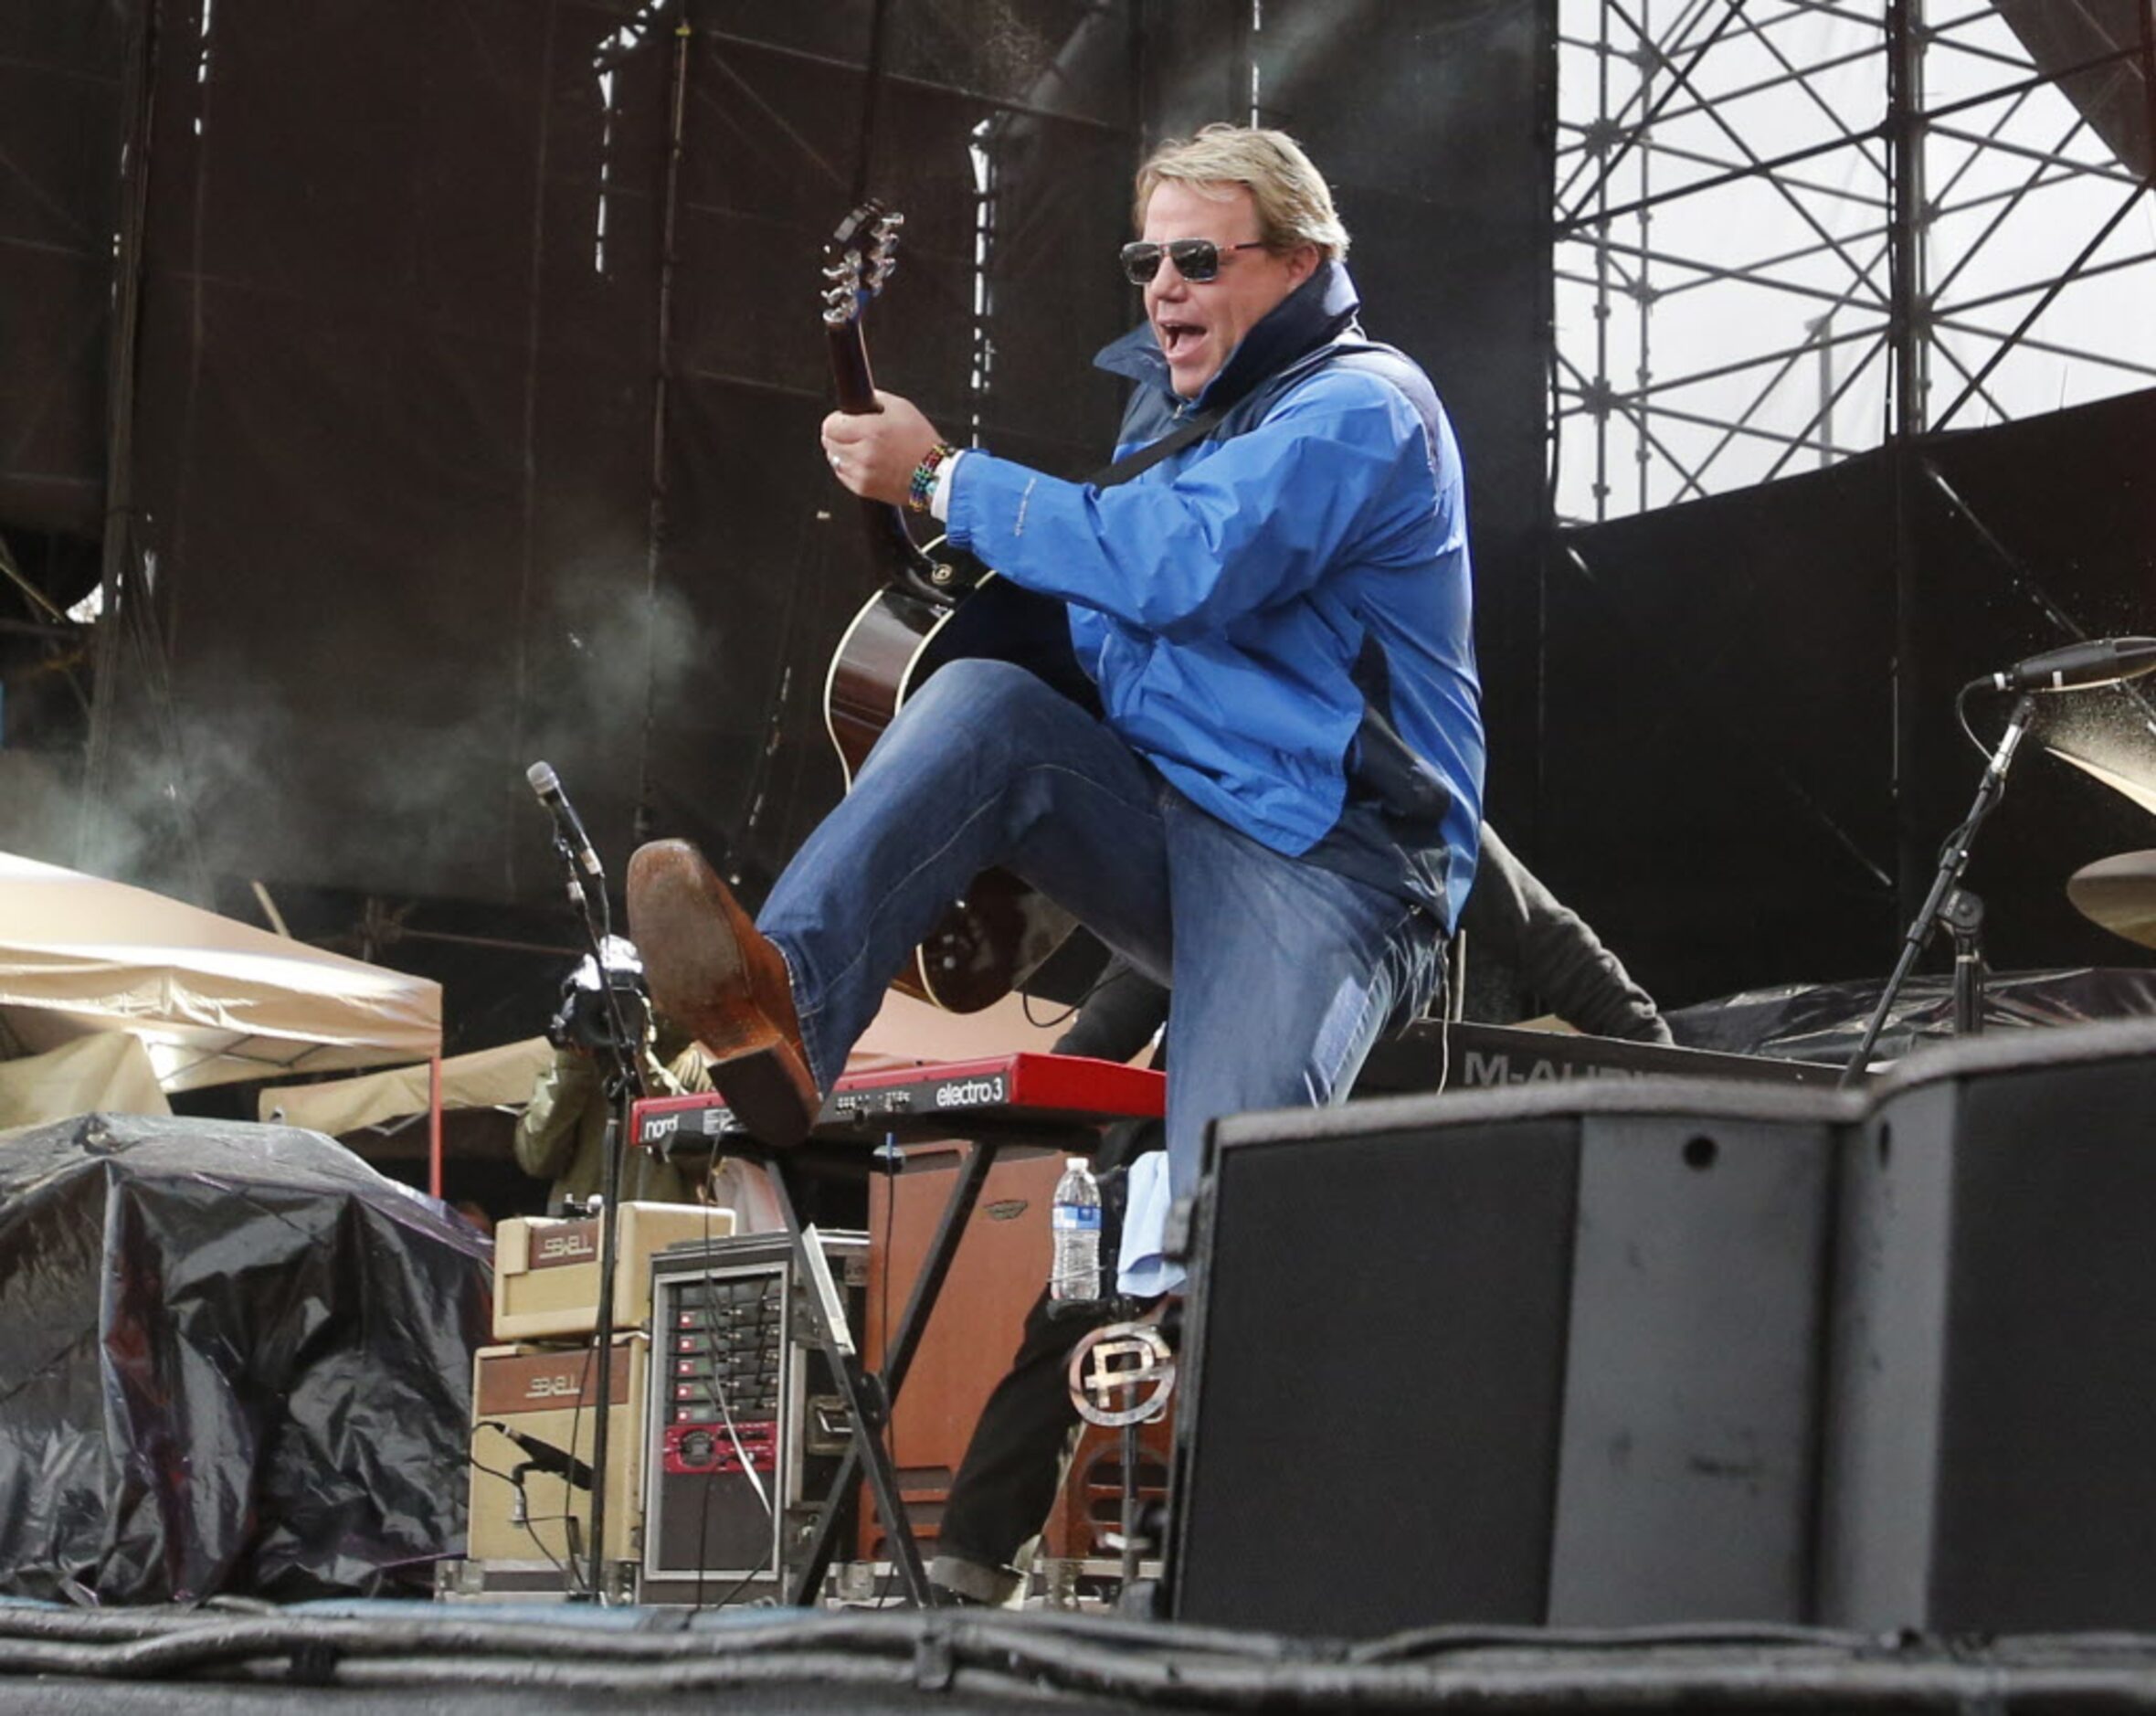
[1119,238,1268,284]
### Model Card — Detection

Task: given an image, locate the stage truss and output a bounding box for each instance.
[1552,0,2156,523]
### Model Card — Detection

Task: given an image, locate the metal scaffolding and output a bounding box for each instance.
[1551,0,2156,524]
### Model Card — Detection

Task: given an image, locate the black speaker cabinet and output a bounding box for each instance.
[1819,1018,2156,1633]
[1165,1077,1854,1638]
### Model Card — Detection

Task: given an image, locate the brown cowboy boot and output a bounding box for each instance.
[626,839,819,1148]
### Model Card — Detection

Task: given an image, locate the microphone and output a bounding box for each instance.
[1990,637,2156,694]
[482,1420,595,1489]
[527,760,601,876]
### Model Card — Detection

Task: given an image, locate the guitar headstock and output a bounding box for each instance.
[822,200,904,331]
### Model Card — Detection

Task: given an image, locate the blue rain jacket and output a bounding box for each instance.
[944,260,1483,928]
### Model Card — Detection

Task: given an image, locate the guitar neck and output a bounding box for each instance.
[830,323,936,580]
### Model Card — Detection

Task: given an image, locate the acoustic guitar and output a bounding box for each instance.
[819,201,1077,1013]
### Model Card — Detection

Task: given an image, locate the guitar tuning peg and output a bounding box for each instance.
[820,260,853,281]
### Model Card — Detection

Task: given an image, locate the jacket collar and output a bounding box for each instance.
[1094,260,1363,413]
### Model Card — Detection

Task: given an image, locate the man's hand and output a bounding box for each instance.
[820,391,944,507]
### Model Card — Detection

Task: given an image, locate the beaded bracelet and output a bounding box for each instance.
[906,441,958,514]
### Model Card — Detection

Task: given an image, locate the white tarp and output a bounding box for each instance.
[0,1032,172,1130]
[258,1037,553,1135]
[0,851,440,1092]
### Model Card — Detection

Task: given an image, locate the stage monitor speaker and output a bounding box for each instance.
[1819,1018,2156,1633]
[1164,1079,1855,1638]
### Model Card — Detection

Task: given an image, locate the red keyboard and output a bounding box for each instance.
[632,1052,1165,1152]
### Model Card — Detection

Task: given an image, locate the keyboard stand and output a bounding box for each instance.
[753,1149,934,1605]
[774,1131,1000,1606]
[635,1054,1166,1607]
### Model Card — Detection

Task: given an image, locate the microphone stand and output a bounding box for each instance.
[1840,693,2035,1087]
[1942,886,1986,1038]
[535,785,650,1604]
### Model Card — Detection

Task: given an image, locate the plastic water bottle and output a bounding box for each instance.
[1050,1156,1103,1301]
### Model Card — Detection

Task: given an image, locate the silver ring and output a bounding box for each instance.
[829,450,843,472]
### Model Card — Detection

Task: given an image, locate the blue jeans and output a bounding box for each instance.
[759,659,1443,1225]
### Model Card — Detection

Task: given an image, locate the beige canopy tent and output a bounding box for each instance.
[0,1032,172,1130]
[259,1036,553,1137]
[0,850,441,1096]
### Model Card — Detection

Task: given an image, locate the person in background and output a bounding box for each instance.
[448,1199,496,1239]
[1455,823,1671,1043]
[513,942,711,1213]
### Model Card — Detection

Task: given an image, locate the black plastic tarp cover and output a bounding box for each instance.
[0,1112,490,1605]
[1667,967,2156,1065]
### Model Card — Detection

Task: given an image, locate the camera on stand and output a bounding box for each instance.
[546,935,651,1057]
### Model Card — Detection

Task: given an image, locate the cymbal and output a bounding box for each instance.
[2066,850,2156,952]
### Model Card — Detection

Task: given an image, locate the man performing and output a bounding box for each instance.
[628,122,1483,1301]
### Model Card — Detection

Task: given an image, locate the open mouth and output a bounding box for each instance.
[1157,320,1203,360]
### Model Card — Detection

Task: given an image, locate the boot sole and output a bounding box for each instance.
[629,840,819,1149]
[707,1036,819,1150]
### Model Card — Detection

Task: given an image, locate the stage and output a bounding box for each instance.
[4,1,2155,1708]
[12,1600,2156,1713]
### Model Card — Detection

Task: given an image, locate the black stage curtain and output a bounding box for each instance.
[0,2,136,536]
[105,0,1142,905]
[1542,385,2156,1008]
[53,0,1551,920]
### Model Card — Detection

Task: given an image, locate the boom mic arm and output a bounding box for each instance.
[1990,637,2156,694]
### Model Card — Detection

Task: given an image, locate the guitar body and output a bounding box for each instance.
[819,205,1077,1013]
[824,567,1088,778]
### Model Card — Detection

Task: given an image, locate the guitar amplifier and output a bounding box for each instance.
[464,1333,649,1593]
[639,1231,866,1604]
[493,1202,736,1340]
[856,1146,1057,1562]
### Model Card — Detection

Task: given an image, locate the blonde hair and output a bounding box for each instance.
[1133,123,1350,260]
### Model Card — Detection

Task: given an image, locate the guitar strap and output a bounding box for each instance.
[1085,406,1228,488]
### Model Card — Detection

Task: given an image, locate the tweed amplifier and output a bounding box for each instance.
[492,1202,735,1340]
[464,1332,649,1594]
